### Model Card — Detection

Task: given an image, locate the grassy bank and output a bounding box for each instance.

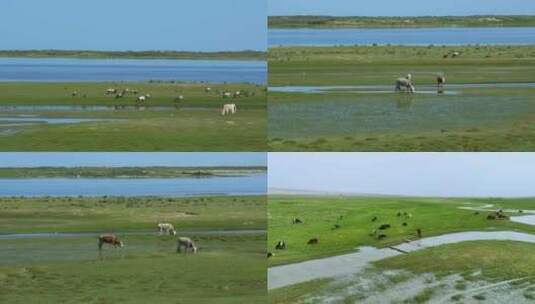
[269,45,535,86]
[268,196,535,266]
[0,82,266,151]
[0,49,266,61]
[0,82,266,107]
[269,15,535,28]
[0,196,266,233]
[0,166,266,178]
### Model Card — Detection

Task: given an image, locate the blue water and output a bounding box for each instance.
[0,57,266,84]
[0,173,266,197]
[269,27,535,46]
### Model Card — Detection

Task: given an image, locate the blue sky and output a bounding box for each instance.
[269,153,535,197]
[0,0,266,51]
[0,153,266,167]
[269,0,535,16]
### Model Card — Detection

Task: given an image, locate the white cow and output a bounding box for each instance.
[221,103,237,115]
[177,237,197,253]
[222,92,232,98]
[157,223,176,236]
[137,96,147,103]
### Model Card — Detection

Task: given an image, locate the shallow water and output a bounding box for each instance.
[0,57,266,84]
[268,231,535,289]
[0,116,118,127]
[269,83,535,94]
[269,27,535,46]
[0,173,266,197]
[269,89,535,138]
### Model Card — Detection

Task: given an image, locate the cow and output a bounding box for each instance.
[275,240,286,250]
[98,234,124,250]
[417,228,422,238]
[221,103,237,115]
[307,238,319,245]
[371,216,378,222]
[292,217,303,224]
[205,87,212,93]
[176,237,197,253]
[137,96,147,103]
[267,252,273,258]
[395,77,415,93]
[222,92,232,98]
[157,223,177,236]
[377,234,387,240]
[379,224,391,230]
[174,95,184,102]
[437,75,446,89]
[106,88,117,95]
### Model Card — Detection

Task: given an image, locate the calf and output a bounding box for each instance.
[98,234,123,250]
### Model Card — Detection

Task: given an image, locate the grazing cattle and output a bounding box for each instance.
[377,234,387,240]
[275,240,286,250]
[397,212,402,217]
[395,77,415,93]
[474,211,480,215]
[416,228,422,238]
[371,216,378,222]
[176,237,197,253]
[145,94,151,99]
[267,252,273,258]
[115,93,123,99]
[158,223,177,236]
[175,95,184,102]
[519,210,524,213]
[72,90,79,97]
[332,224,340,230]
[402,222,408,226]
[379,224,391,230]
[98,234,124,250]
[137,96,147,103]
[106,88,117,95]
[487,214,497,220]
[307,238,319,245]
[452,51,460,58]
[222,92,232,98]
[221,103,237,116]
[292,217,303,224]
[205,87,212,93]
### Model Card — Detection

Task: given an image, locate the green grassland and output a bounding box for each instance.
[0,82,266,151]
[269,45,535,86]
[269,15,535,28]
[0,166,265,178]
[0,196,266,233]
[0,196,266,303]
[0,82,266,107]
[268,196,535,266]
[0,49,266,60]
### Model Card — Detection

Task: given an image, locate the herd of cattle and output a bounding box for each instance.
[70,86,256,115]
[97,222,197,254]
[270,207,519,258]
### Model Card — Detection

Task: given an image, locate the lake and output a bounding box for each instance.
[0,57,266,84]
[0,174,266,197]
[269,27,535,46]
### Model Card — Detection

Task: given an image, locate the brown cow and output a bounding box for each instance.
[98,234,124,250]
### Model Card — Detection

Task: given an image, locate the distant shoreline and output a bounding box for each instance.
[269,15,535,29]
[0,166,267,179]
[0,50,266,61]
